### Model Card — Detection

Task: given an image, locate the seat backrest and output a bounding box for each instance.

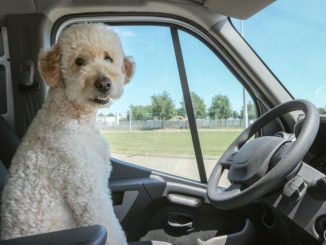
[0,116,20,192]
[0,160,7,193]
[0,116,20,169]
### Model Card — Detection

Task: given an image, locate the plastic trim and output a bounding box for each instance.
[0,27,14,128]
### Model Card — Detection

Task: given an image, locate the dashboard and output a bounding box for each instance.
[263,115,326,243]
[304,116,326,173]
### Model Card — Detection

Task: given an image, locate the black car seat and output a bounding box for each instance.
[0,116,19,192]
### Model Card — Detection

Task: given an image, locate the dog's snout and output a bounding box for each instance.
[94,76,112,93]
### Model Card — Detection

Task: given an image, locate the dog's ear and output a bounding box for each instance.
[38,44,61,87]
[123,56,135,84]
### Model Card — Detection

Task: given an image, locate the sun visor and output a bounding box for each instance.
[204,0,275,20]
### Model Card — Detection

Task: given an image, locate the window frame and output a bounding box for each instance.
[0,27,15,127]
[53,15,262,183]
[170,27,206,182]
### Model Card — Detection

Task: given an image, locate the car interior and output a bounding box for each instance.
[0,0,326,245]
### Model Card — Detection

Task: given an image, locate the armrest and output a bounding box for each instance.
[0,225,107,245]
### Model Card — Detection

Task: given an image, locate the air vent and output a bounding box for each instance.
[0,65,7,114]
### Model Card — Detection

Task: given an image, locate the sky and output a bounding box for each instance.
[100,0,326,116]
[234,0,326,110]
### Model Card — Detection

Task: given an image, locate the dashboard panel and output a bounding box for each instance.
[304,115,326,173]
[263,115,326,243]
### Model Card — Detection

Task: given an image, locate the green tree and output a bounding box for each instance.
[177,102,186,118]
[130,105,152,120]
[318,107,326,114]
[190,92,206,118]
[151,91,176,120]
[178,92,206,119]
[232,110,240,119]
[240,101,256,120]
[209,95,232,119]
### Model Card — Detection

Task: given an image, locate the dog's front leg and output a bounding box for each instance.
[54,164,128,245]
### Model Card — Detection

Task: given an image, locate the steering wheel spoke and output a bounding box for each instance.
[218,151,238,169]
[218,160,232,169]
[226,183,243,193]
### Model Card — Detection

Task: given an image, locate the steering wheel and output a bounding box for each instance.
[207,99,320,210]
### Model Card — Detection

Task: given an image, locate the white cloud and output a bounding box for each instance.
[122,31,137,37]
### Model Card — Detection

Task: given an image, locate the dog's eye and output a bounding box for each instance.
[104,56,113,63]
[75,58,86,66]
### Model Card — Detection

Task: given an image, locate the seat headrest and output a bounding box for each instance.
[0,116,20,168]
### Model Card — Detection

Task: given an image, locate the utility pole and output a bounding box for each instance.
[115,111,119,126]
[129,108,132,133]
[241,20,248,128]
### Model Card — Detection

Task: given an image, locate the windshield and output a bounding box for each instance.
[233,0,326,114]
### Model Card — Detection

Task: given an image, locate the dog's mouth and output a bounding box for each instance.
[90,94,111,105]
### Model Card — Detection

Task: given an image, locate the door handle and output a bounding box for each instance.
[166,213,194,232]
[167,193,202,207]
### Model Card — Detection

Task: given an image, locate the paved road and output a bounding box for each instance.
[113,153,230,187]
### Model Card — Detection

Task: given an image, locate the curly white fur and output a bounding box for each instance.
[0,23,134,245]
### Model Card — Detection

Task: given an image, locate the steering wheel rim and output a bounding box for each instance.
[207,99,320,210]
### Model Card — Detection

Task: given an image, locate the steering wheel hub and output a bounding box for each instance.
[229,136,288,186]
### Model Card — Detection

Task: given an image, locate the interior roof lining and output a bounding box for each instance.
[0,0,274,26]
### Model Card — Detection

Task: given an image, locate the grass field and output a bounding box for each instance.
[100,129,241,158]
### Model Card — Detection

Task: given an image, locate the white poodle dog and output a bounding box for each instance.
[0,23,134,245]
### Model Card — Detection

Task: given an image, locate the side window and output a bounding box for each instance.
[178,30,256,180]
[98,26,200,180]
[97,24,257,183]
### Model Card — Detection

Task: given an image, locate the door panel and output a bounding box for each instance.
[110,159,245,244]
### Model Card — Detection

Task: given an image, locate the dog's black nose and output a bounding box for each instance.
[94,77,112,93]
